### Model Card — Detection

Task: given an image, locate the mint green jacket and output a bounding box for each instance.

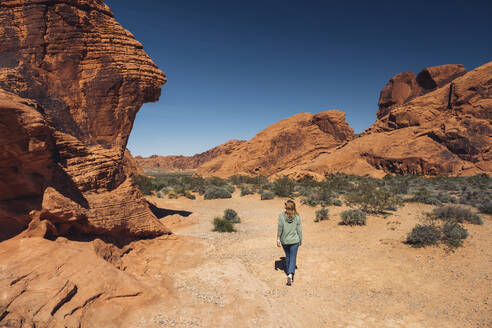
[277,212,302,245]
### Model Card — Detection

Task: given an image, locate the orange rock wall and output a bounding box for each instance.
[0,0,169,241]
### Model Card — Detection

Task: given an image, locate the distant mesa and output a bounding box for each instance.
[136,139,246,171]
[0,0,169,241]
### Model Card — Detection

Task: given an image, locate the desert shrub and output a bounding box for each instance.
[315,207,329,222]
[301,197,318,207]
[183,190,196,200]
[204,186,232,200]
[323,173,361,194]
[224,208,241,223]
[332,198,342,206]
[344,180,401,213]
[382,174,410,194]
[406,224,441,247]
[408,187,440,205]
[432,205,483,225]
[224,184,235,193]
[441,222,468,249]
[340,209,366,226]
[301,187,337,207]
[229,175,269,187]
[213,217,235,232]
[167,190,178,199]
[240,185,254,196]
[132,175,154,195]
[437,191,457,204]
[478,199,492,214]
[272,176,295,197]
[260,191,275,200]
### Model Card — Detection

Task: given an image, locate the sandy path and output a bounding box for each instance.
[127,193,491,328]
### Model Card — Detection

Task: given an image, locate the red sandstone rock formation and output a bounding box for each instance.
[0,0,169,241]
[136,139,246,171]
[377,64,467,118]
[123,149,146,177]
[196,63,490,180]
[288,62,492,178]
[197,110,354,178]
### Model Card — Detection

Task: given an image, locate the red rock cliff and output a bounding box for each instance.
[0,0,169,241]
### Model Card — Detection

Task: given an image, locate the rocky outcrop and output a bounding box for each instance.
[123,149,146,177]
[0,236,178,327]
[289,62,492,178]
[136,139,246,171]
[195,63,490,180]
[0,0,169,241]
[197,110,354,178]
[377,64,467,118]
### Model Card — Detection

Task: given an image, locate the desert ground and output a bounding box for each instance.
[111,192,492,328]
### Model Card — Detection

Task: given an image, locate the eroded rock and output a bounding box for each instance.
[0,0,169,241]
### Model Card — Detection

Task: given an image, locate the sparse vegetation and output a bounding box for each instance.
[314,207,329,222]
[224,208,241,223]
[407,187,441,205]
[432,205,483,225]
[260,191,275,200]
[134,171,491,219]
[240,185,254,196]
[204,186,232,200]
[441,221,468,249]
[406,224,441,247]
[340,209,366,226]
[344,179,401,213]
[272,176,295,197]
[478,199,492,214]
[132,175,154,195]
[213,217,235,232]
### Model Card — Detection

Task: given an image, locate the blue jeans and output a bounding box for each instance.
[282,243,299,275]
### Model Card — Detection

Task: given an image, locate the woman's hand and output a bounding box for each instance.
[276,240,281,247]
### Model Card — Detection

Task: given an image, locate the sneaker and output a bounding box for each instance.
[286,275,293,286]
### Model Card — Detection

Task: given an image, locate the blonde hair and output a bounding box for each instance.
[284,199,297,219]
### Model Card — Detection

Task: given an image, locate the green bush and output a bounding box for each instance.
[301,187,338,207]
[204,186,232,200]
[432,205,483,225]
[340,209,366,226]
[260,191,275,200]
[441,222,468,249]
[167,190,178,199]
[437,191,457,204]
[272,176,295,197]
[406,224,441,247]
[224,208,241,223]
[315,207,329,222]
[240,186,254,196]
[344,180,401,213]
[408,188,441,205]
[183,190,196,200]
[132,175,154,195]
[213,217,235,232]
[478,199,492,214]
[332,199,342,206]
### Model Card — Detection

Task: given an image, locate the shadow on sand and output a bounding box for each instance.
[147,201,193,219]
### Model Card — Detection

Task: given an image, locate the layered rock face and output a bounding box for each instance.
[0,0,169,240]
[377,64,467,118]
[136,139,246,171]
[197,110,354,178]
[291,62,492,178]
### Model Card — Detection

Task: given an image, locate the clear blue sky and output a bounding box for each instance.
[105,0,492,157]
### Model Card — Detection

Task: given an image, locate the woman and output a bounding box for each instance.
[276,199,302,286]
